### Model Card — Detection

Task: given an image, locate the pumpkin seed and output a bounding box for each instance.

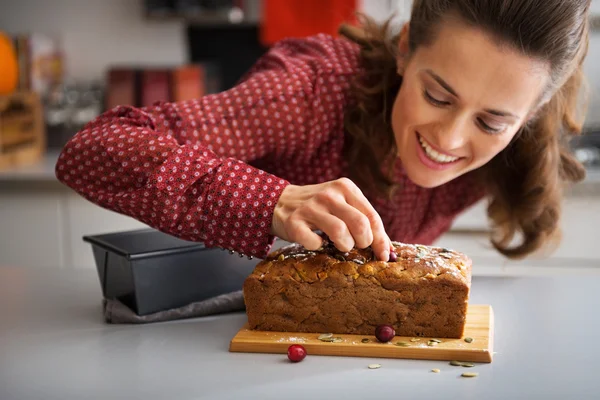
[332,337,343,343]
[427,341,438,346]
[464,337,474,343]
[429,339,442,343]
[292,253,308,258]
[319,337,336,342]
[410,338,420,342]
[461,372,478,378]
[394,341,411,347]
[277,254,285,262]
[368,364,381,369]
[361,338,370,343]
[449,360,475,367]
[334,254,346,262]
[440,253,453,259]
[318,333,333,340]
[431,368,441,373]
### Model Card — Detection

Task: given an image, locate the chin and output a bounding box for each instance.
[398,148,460,188]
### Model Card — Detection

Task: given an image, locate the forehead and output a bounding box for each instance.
[410,19,550,115]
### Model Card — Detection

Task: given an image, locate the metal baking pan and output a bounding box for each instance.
[83,228,259,316]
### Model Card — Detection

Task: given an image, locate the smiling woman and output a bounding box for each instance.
[342,0,591,258]
[55,0,591,263]
[392,18,549,187]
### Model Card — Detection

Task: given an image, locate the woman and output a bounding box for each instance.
[55,0,590,263]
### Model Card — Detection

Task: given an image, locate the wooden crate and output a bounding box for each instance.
[0,92,46,170]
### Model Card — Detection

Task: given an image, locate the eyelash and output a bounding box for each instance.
[476,118,502,134]
[423,90,450,107]
[423,90,503,134]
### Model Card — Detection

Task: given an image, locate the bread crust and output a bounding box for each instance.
[243,240,472,338]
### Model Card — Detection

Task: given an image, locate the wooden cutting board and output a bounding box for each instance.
[230,304,494,363]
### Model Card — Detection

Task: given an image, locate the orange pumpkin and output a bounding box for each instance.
[0,31,18,95]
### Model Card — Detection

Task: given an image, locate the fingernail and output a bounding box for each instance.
[381,250,389,262]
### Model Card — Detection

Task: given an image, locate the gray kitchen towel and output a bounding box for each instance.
[103,290,246,324]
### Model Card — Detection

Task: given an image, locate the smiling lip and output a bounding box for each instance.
[415,132,463,171]
[417,133,462,158]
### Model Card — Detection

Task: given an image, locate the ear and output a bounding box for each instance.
[397,22,410,75]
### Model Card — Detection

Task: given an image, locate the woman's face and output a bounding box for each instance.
[392,18,550,188]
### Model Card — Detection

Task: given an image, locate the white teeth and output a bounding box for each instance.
[418,135,459,163]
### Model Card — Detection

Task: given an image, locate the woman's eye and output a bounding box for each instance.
[477,118,503,134]
[423,90,450,106]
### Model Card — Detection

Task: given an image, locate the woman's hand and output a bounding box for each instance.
[270,178,392,261]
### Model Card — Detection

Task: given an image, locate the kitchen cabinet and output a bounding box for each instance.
[0,186,148,269]
[435,194,600,274]
[0,190,65,268]
[0,152,599,273]
[2,185,597,272]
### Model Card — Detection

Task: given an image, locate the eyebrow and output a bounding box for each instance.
[424,69,519,119]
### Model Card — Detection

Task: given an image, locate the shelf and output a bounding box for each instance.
[145,9,258,27]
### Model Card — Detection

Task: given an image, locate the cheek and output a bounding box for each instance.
[472,132,517,165]
[392,81,427,146]
[395,82,424,126]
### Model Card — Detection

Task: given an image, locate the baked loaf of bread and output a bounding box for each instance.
[243,239,472,338]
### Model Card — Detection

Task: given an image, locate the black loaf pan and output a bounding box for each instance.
[83,228,264,316]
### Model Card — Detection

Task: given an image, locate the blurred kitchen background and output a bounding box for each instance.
[0,0,598,275]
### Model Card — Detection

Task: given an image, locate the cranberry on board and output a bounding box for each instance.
[287,344,307,362]
[375,325,396,342]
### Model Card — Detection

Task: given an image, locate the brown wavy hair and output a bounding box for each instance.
[340,0,591,259]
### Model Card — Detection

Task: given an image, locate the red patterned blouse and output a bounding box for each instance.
[55,34,485,259]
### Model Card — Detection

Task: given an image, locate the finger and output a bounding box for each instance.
[326,200,373,249]
[372,224,392,261]
[286,217,324,251]
[335,179,391,261]
[302,207,355,253]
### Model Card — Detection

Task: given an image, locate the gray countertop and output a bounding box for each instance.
[0,267,599,400]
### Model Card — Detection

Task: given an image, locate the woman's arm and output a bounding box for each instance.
[55,35,360,259]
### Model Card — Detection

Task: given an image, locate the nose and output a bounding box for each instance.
[430,114,470,151]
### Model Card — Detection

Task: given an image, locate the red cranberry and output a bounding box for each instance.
[375,324,396,342]
[389,251,398,262]
[287,344,307,362]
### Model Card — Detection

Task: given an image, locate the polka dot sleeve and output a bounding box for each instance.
[54,35,356,259]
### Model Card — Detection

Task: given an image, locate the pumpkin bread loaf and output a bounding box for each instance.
[242,239,472,338]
